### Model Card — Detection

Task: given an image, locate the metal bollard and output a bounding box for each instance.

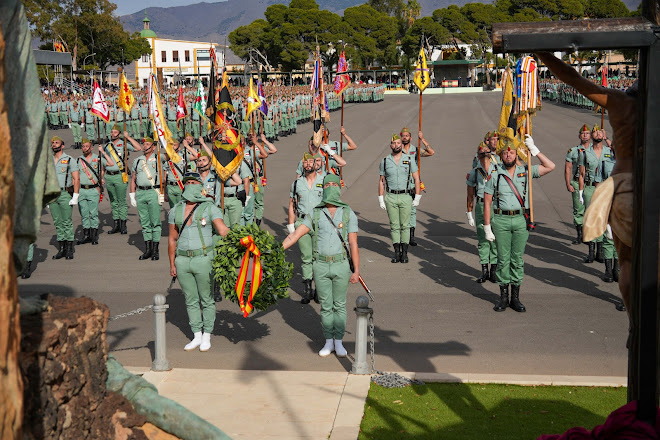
[351,295,372,375]
[152,294,171,371]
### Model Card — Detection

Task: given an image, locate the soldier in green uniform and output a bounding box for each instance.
[483,131,555,312]
[597,131,620,287]
[21,243,36,278]
[466,142,498,283]
[565,124,591,244]
[49,136,80,260]
[283,173,360,358]
[579,125,607,263]
[129,101,141,139]
[48,97,59,129]
[104,126,141,234]
[59,96,69,129]
[167,98,178,140]
[68,100,83,148]
[139,98,151,138]
[378,134,421,264]
[168,172,230,352]
[85,102,97,141]
[105,104,116,143]
[288,152,325,304]
[76,139,114,245]
[295,134,348,178]
[253,133,278,226]
[240,133,269,225]
[164,141,187,209]
[129,136,166,261]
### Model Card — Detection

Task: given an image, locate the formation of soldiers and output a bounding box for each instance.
[540,78,636,110]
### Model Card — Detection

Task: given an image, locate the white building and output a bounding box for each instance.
[134,13,222,88]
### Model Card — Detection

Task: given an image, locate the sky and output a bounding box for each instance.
[113,0,226,16]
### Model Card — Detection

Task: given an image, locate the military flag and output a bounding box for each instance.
[91,80,110,122]
[176,85,187,121]
[118,72,135,113]
[246,77,262,116]
[334,50,350,95]
[193,79,207,118]
[311,51,323,147]
[148,74,181,163]
[205,47,218,120]
[413,46,430,92]
[257,80,268,115]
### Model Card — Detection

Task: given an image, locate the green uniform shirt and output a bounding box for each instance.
[54,153,79,188]
[103,139,135,172]
[601,148,616,180]
[302,206,358,256]
[200,171,219,200]
[379,153,417,191]
[132,152,167,187]
[565,144,588,181]
[168,201,223,251]
[70,108,82,123]
[140,103,149,118]
[485,164,540,210]
[77,154,102,185]
[466,159,499,198]
[582,145,609,183]
[290,174,324,217]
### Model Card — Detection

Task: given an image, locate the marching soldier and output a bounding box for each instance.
[597,130,620,287]
[58,95,69,130]
[400,127,434,246]
[139,97,151,138]
[240,133,269,225]
[283,173,360,358]
[295,135,347,178]
[472,132,500,169]
[104,127,141,235]
[253,133,278,226]
[49,136,80,260]
[168,172,230,352]
[579,125,608,263]
[378,134,421,264]
[85,102,97,141]
[69,100,84,148]
[129,100,141,138]
[129,136,165,261]
[483,130,555,312]
[565,125,591,244]
[288,152,325,304]
[466,142,498,283]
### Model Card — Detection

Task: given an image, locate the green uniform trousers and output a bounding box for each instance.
[254,189,264,221]
[106,121,114,138]
[27,243,35,262]
[191,120,201,139]
[175,254,215,333]
[129,120,141,139]
[106,173,129,220]
[583,184,602,243]
[48,112,59,126]
[222,196,243,229]
[409,205,417,228]
[475,201,498,265]
[570,180,585,226]
[313,259,350,340]
[71,123,83,143]
[136,189,162,241]
[492,214,529,286]
[78,187,100,228]
[385,192,412,244]
[167,184,183,210]
[167,121,177,139]
[603,234,618,259]
[295,218,313,280]
[85,121,97,140]
[59,112,68,126]
[141,121,151,138]
[241,184,256,226]
[264,120,274,139]
[50,191,74,241]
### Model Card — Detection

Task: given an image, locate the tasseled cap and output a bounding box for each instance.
[579,124,590,133]
[591,124,601,132]
[391,134,401,142]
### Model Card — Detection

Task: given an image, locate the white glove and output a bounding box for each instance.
[412,194,422,207]
[81,122,85,129]
[129,192,137,207]
[158,193,164,205]
[466,211,475,227]
[287,223,296,234]
[524,134,540,156]
[245,195,252,205]
[484,224,495,242]
[579,190,584,204]
[606,224,613,240]
[321,143,333,155]
[378,195,386,210]
[68,193,79,205]
[68,123,71,129]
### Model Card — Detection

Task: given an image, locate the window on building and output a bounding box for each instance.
[161,51,166,63]
[173,51,179,62]
[185,50,190,62]
[141,54,149,63]
[143,78,148,87]
[197,49,210,61]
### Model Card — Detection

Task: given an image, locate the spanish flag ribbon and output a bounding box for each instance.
[235,236,262,318]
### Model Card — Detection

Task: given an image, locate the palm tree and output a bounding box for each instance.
[406,0,421,27]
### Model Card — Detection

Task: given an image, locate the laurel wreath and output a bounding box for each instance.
[212,224,292,312]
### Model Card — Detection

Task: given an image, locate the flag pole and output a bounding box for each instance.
[339,93,344,186]
[418,88,422,178]
[526,115,534,226]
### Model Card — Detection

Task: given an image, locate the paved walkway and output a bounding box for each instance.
[127,366,626,440]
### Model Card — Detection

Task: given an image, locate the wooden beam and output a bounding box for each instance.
[492,17,658,53]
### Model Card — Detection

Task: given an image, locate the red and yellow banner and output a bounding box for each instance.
[235,236,262,318]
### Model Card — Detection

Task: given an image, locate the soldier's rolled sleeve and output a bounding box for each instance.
[466,169,477,187]
[167,208,176,224]
[302,215,314,232]
[531,164,540,178]
[289,181,295,199]
[409,158,418,174]
[210,204,224,220]
[484,175,495,195]
[347,210,358,233]
[378,159,385,176]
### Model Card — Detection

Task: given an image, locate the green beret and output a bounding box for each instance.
[323,174,340,185]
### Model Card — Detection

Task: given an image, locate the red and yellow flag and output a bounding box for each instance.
[235,236,262,318]
[119,72,135,113]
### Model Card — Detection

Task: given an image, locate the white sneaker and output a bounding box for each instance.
[199,333,211,352]
[334,340,347,357]
[184,332,202,351]
[318,339,335,357]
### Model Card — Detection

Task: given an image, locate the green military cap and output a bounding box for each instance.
[591,124,601,132]
[198,148,210,157]
[185,132,193,137]
[112,124,121,131]
[579,124,590,133]
[400,127,411,135]
[51,135,63,143]
[183,172,203,183]
[391,133,400,141]
[81,138,91,144]
[303,152,314,161]
[313,153,322,159]
[143,136,154,143]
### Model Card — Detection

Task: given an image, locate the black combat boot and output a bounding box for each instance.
[613,258,619,282]
[572,225,583,245]
[77,228,90,245]
[108,219,120,234]
[489,264,498,283]
[509,285,526,312]
[139,241,153,260]
[91,228,99,245]
[595,242,604,263]
[65,241,74,260]
[301,279,312,304]
[476,264,489,283]
[151,242,160,261]
[409,227,417,246]
[400,243,409,263]
[21,261,32,279]
[120,219,128,235]
[615,300,626,312]
[584,242,595,263]
[256,218,262,226]
[493,285,509,312]
[53,241,66,260]
[391,244,400,263]
[603,259,614,283]
[213,283,223,302]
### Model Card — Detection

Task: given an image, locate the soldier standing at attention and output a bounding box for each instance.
[483,130,555,312]
[283,174,360,358]
[69,100,83,148]
[253,133,278,227]
[129,136,166,261]
[466,142,498,283]
[400,127,434,246]
[565,125,591,245]
[50,136,80,260]
[168,172,230,352]
[378,134,421,264]
[164,140,187,209]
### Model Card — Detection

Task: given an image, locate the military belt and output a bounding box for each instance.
[106,170,121,175]
[316,253,346,263]
[387,189,408,195]
[81,184,99,189]
[176,247,211,257]
[584,181,596,186]
[494,209,522,216]
[224,193,237,197]
[138,185,157,190]
[476,196,484,202]
[60,186,74,192]
[167,181,180,186]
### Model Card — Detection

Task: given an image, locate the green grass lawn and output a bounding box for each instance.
[359,382,627,440]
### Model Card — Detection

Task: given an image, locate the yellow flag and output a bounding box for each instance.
[498,68,513,132]
[246,77,262,116]
[148,75,181,163]
[413,47,430,92]
[119,72,135,113]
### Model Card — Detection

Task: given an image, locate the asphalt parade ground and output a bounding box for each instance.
[19,91,627,379]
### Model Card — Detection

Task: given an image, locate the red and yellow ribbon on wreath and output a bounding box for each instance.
[235,236,262,317]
